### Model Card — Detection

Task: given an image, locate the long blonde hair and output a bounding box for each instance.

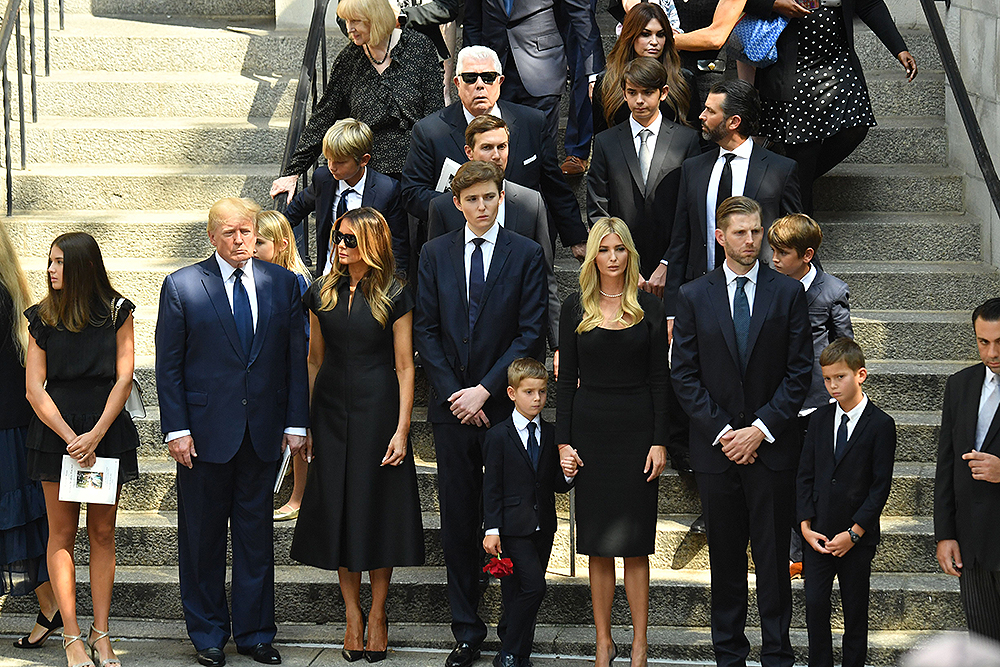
[255,210,313,281]
[577,218,644,333]
[317,207,401,327]
[0,220,31,363]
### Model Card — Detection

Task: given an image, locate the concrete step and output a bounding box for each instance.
[24,256,196,306]
[854,29,942,72]
[69,511,942,575]
[10,164,274,211]
[864,359,966,412]
[853,309,978,362]
[825,261,1000,311]
[13,117,288,165]
[61,0,273,18]
[11,71,296,118]
[814,163,963,213]
[844,116,946,165]
[867,71,944,118]
[817,211,982,263]
[0,565,963,632]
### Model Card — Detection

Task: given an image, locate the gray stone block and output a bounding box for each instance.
[854,29,943,71]
[826,261,1000,311]
[868,73,945,117]
[844,117,947,165]
[852,308,980,361]
[818,212,982,263]
[814,164,963,213]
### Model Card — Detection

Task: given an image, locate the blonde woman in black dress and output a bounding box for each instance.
[25,232,139,667]
[558,218,669,667]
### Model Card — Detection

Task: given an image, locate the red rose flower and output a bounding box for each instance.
[483,556,514,578]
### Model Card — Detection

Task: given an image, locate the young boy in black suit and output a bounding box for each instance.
[797,338,897,667]
[482,358,574,667]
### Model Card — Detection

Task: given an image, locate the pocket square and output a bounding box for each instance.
[523,154,537,165]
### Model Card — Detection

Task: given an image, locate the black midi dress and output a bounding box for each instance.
[290,279,424,572]
[556,291,670,557]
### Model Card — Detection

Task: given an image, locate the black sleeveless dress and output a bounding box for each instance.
[290,279,424,572]
[24,301,140,484]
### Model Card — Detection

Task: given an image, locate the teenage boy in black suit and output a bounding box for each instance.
[797,338,897,667]
[482,358,574,667]
[414,160,547,667]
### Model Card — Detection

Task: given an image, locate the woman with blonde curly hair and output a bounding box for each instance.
[290,207,423,662]
[557,218,670,667]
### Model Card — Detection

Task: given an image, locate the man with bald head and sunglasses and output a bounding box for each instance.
[401,45,588,266]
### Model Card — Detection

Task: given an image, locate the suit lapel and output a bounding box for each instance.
[503,185,524,236]
[445,103,468,157]
[961,366,986,450]
[744,144,767,201]
[504,107,529,174]
[707,270,741,369]
[616,124,645,194]
[746,265,777,358]
[644,121,675,198]
[508,420,535,471]
[248,263,272,365]
[473,228,511,329]
[448,232,471,328]
[360,171,379,207]
[806,269,825,307]
[199,258,247,363]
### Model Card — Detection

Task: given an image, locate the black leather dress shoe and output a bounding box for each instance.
[196,647,226,667]
[446,642,481,667]
[492,652,518,667]
[690,514,707,534]
[237,642,282,664]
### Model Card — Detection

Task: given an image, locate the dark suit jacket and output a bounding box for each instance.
[414,225,547,425]
[483,416,573,537]
[155,257,309,464]
[427,181,561,350]
[664,143,802,315]
[756,0,908,102]
[401,101,587,247]
[284,166,408,276]
[797,400,896,547]
[935,363,1000,571]
[803,269,853,410]
[588,118,701,279]
[671,263,813,474]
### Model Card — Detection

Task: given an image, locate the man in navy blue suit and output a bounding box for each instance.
[414,160,547,667]
[155,198,309,667]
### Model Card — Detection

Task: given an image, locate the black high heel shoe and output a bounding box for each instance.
[13,610,63,649]
[342,613,367,662]
[364,613,389,663]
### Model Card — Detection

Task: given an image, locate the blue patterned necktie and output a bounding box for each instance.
[527,422,539,470]
[468,238,486,331]
[233,267,254,356]
[834,413,850,462]
[733,276,750,372]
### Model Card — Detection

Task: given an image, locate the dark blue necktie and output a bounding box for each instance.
[527,422,539,470]
[336,187,355,220]
[504,0,513,15]
[233,267,254,356]
[834,413,849,463]
[733,276,750,372]
[468,238,486,331]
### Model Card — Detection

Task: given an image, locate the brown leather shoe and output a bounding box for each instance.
[561,156,588,175]
[790,561,803,579]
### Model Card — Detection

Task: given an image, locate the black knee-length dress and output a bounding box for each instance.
[290,279,424,572]
[556,291,670,557]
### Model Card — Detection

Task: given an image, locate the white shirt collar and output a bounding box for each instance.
[721,135,754,160]
[629,112,662,141]
[215,252,253,281]
[985,367,999,391]
[464,218,501,246]
[723,259,759,286]
[339,166,368,198]
[835,392,869,427]
[463,102,502,126]
[800,264,817,292]
[511,409,540,433]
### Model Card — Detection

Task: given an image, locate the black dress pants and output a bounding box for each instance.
[498,531,554,658]
[803,543,876,667]
[960,563,1000,642]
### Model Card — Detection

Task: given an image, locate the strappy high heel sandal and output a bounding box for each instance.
[13,609,63,648]
[62,631,96,667]
[87,624,122,667]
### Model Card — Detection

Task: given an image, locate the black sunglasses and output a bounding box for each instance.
[459,71,500,85]
[332,230,358,249]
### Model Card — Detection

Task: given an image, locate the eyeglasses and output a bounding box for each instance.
[459,71,500,85]
[332,230,358,249]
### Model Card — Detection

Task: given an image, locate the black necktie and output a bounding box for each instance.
[232,267,254,356]
[835,413,850,462]
[715,154,736,268]
[468,238,486,331]
[527,422,539,470]
[733,276,750,372]
[336,187,356,220]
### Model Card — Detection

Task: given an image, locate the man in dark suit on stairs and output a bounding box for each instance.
[935,297,1000,642]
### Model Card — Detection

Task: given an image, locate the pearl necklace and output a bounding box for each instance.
[600,289,624,298]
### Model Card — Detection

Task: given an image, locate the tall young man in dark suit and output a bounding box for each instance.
[427,115,560,350]
[414,160,547,667]
[665,79,801,326]
[935,297,1000,642]
[155,198,309,667]
[671,196,812,667]
[797,338,896,667]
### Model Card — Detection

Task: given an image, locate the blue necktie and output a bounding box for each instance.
[336,187,355,220]
[733,276,750,372]
[834,413,849,463]
[504,0,513,15]
[527,422,539,470]
[233,267,254,356]
[468,238,486,332]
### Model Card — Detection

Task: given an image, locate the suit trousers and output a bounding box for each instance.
[498,531,554,657]
[433,422,490,646]
[176,429,278,650]
[696,463,795,667]
[959,564,1000,642]
[803,543,876,667]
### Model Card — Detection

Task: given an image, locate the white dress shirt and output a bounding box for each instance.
[706,136,754,272]
[464,220,500,297]
[628,113,662,158]
[977,368,1000,451]
[833,393,869,453]
[463,102,503,126]
[713,260,775,445]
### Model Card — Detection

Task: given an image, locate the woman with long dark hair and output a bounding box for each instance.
[24,232,139,667]
[593,2,691,136]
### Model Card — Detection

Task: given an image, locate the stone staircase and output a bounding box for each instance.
[3,1,1000,663]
